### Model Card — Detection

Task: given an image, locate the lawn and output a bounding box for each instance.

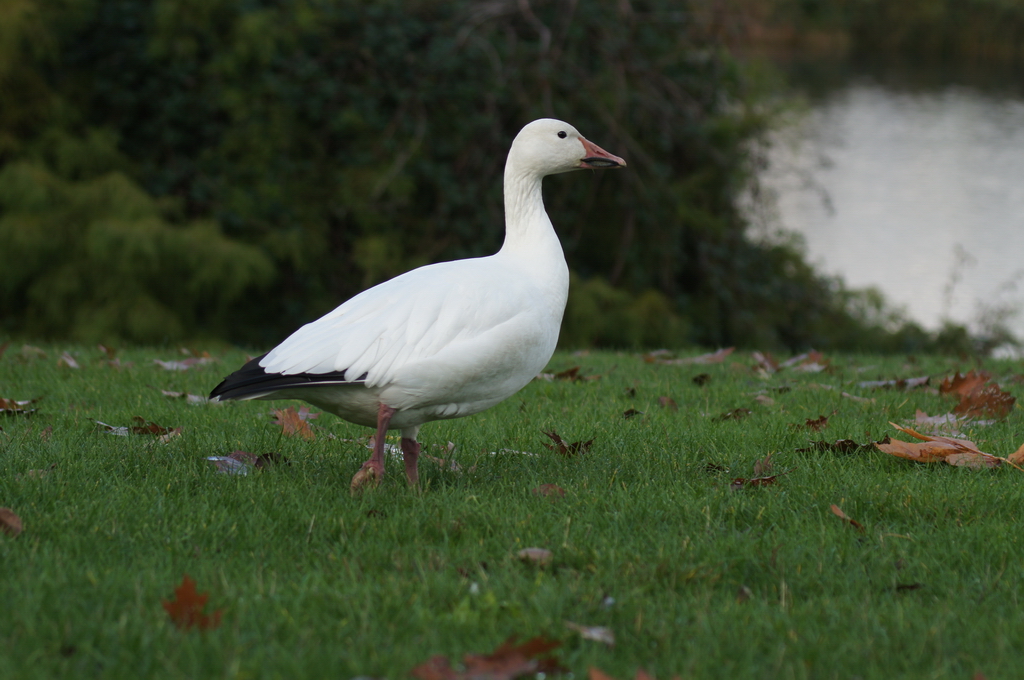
[2,344,1023,679]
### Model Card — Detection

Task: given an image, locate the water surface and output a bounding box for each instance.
[760,82,1024,341]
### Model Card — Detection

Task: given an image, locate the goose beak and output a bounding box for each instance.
[579,137,627,169]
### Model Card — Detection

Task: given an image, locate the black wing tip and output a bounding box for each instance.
[209,353,364,401]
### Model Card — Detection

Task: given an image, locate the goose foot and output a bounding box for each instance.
[350,403,396,494]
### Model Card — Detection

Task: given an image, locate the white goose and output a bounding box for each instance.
[210,119,625,490]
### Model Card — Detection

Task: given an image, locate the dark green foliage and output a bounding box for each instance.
[0,0,949,349]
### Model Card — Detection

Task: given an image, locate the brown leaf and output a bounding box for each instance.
[876,423,1011,469]
[153,357,216,371]
[939,370,991,397]
[0,396,40,416]
[162,574,223,631]
[622,408,643,419]
[649,347,734,365]
[271,406,319,440]
[692,373,711,386]
[857,376,930,390]
[57,351,80,369]
[657,396,679,411]
[797,438,884,454]
[0,508,23,537]
[517,548,553,565]
[830,504,865,532]
[531,484,566,498]
[565,620,615,646]
[0,341,8,360]
[803,415,830,432]
[952,383,1016,419]
[411,636,565,680]
[751,351,779,373]
[1008,442,1024,466]
[130,416,177,435]
[542,430,594,456]
[753,452,774,477]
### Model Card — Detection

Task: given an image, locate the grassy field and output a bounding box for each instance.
[2,344,1024,679]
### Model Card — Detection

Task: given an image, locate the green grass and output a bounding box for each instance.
[2,345,1024,679]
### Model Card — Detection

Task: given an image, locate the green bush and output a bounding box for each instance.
[0,0,967,351]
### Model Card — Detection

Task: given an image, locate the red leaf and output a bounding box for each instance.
[542,430,594,456]
[271,406,319,440]
[411,635,565,680]
[162,574,223,631]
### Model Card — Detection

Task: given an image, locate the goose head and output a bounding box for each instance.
[507,118,627,177]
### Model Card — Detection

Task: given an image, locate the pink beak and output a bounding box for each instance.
[579,136,627,169]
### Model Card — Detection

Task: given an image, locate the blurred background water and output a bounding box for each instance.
[760,72,1024,343]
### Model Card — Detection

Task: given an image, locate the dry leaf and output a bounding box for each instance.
[939,370,1016,419]
[161,390,210,404]
[0,508,23,537]
[162,574,223,631]
[97,417,180,437]
[57,351,80,369]
[830,504,865,532]
[153,357,216,371]
[0,397,40,415]
[753,452,774,477]
[692,373,711,386]
[565,621,615,646]
[857,376,930,390]
[622,408,643,419]
[542,430,594,456]
[876,422,1012,469]
[207,450,288,475]
[271,406,319,440]
[657,396,679,411]
[411,636,565,680]
[647,347,734,365]
[517,548,553,565]
[797,438,884,454]
[803,415,830,432]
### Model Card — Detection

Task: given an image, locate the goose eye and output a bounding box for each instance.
[557,131,567,139]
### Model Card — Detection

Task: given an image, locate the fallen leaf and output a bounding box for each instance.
[909,409,994,436]
[0,397,40,415]
[876,422,1013,469]
[896,583,924,592]
[271,406,319,440]
[797,438,885,454]
[517,548,553,565]
[802,415,830,432]
[692,373,711,386]
[952,383,1016,419]
[162,574,223,631]
[96,417,180,437]
[411,635,566,680]
[57,351,79,369]
[0,508,23,537]
[206,450,289,475]
[565,621,615,646]
[783,350,830,372]
[542,430,594,456]
[751,351,779,374]
[647,347,734,365]
[153,357,216,371]
[939,370,990,397]
[622,408,643,419]
[532,484,566,498]
[830,504,865,532]
[753,452,774,477]
[810,383,875,403]
[161,390,210,404]
[754,394,775,406]
[657,396,679,411]
[857,376,930,390]
[0,342,8,360]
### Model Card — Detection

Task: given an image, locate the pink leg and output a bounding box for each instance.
[350,403,396,492]
[401,437,421,487]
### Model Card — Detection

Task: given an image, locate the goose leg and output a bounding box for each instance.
[350,403,396,492]
[400,436,421,486]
